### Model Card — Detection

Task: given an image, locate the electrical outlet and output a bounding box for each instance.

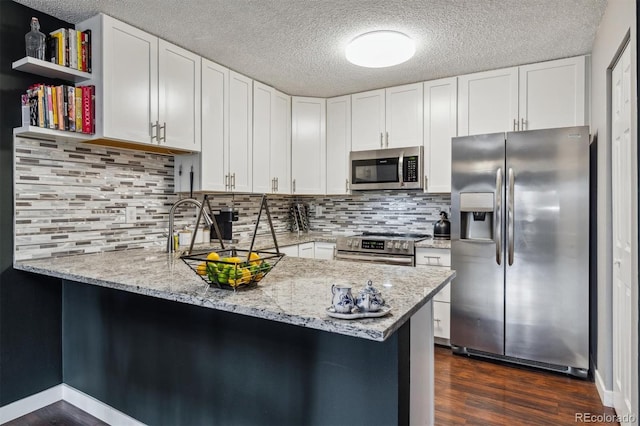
[316,205,323,217]
[125,206,137,224]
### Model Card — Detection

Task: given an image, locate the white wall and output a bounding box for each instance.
[590,0,637,413]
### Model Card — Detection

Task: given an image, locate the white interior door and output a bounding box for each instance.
[611,41,634,425]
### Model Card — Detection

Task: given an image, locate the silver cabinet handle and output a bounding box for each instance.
[385,131,389,147]
[495,168,503,265]
[507,167,515,265]
[424,175,428,191]
[231,172,236,190]
[292,179,296,193]
[345,179,349,193]
[434,318,441,324]
[380,132,383,148]
[332,246,336,260]
[271,178,275,192]
[276,177,278,192]
[521,118,526,131]
[150,121,158,142]
[513,119,518,131]
[159,122,166,142]
[225,174,230,191]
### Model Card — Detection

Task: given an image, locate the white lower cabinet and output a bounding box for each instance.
[416,247,451,344]
[279,244,299,257]
[314,242,336,260]
[298,242,315,258]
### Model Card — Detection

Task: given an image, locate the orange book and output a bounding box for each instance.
[51,85,58,128]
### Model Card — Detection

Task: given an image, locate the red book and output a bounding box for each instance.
[90,85,95,134]
[82,86,91,133]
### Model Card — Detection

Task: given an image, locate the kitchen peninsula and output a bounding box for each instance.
[15,249,455,425]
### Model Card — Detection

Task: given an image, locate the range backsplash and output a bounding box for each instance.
[301,191,450,235]
[14,137,449,260]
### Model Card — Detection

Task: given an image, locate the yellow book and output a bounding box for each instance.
[77,30,82,71]
[49,29,64,66]
[37,85,45,127]
[75,87,82,132]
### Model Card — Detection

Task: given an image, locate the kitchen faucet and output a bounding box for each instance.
[167,198,214,253]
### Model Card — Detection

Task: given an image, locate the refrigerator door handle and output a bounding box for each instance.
[495,168,503,265]
[507,167,515,265]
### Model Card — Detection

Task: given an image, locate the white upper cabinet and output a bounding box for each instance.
[77,14,201,152]
[174,58,227,193]
[351,83,423,151]
[458,67,519,136]
[228,71,253,192]
[518,56,586,130]
[423,77,457,193]
[351,89,385,151]
[458,56,587,136]
[326,95,351,194]
[253,82,291,194]
[158,40,201,152]
[291,97,326,194]
[199,58,228,191]
[385,83,423,148]
[271,90,292,194]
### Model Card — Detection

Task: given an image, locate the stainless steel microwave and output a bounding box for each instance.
[350,146,423,191]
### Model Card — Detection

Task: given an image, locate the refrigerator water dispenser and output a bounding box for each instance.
[460,192,494,240]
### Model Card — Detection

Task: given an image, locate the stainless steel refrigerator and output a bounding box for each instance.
[450,126,589,378]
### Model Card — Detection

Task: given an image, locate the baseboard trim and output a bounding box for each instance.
[595,368,614,407]
[0,384,145,425]
[0,384,63,424]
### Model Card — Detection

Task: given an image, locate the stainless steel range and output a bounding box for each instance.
[335,232,431,266]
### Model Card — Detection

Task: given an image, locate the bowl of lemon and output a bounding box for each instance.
[182,249,283,290]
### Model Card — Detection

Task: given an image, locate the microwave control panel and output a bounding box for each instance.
[404,156,419,182]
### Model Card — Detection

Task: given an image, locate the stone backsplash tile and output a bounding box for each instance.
[14,137,450,260]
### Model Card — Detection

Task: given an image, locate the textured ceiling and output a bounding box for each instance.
[13,0,608,98]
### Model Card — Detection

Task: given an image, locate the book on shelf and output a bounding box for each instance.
[22,84,95,135]
[46,27,91,72]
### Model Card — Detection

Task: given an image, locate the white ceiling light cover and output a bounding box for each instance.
[346,30,416,68]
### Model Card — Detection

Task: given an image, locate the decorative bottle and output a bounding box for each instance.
[25,17,46,60]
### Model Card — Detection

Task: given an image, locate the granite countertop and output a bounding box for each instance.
[14,247,455,342]
[415,238,451,249]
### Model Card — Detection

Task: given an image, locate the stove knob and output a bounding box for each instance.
[402,242,409,250]
[355,240,360,248]
[394,241,401,249]
[347,239,353,247]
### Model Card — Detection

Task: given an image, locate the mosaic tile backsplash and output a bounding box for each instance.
[14,137,449,260]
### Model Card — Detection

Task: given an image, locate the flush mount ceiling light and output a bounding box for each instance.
[346,30,416,68]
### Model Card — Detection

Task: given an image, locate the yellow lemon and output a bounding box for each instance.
[206,252,220,261]
[249,252,262,266]
[196,262,207,276]
[223,257,242,264]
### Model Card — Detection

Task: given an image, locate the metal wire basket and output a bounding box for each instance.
[182,248,284,290]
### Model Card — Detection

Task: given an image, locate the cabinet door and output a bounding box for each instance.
[102,16,158,144]
[351,89,385,151]
[271,90,291,194]
[458,67,518,136]
[314,242,336,260]
[433,301,451,340]
[229,71,253,192]
[415,248,451,267]
[326,95,351,194]
[158,40,201,152]
[253,82,272,193]
[291,97,326,194]
[519,56,586,130]
[385,83,423,148]
[298,242,315,258]
[200,58,228,191]
[423,78,457,193]
[279,244,299,257]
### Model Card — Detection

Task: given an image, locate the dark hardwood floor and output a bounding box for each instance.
[3,348,618,426]
[434,345,619,425]
[3,401,107,426]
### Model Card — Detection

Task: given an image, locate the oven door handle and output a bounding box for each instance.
[335,252,414,265]
[398,152,404,186]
